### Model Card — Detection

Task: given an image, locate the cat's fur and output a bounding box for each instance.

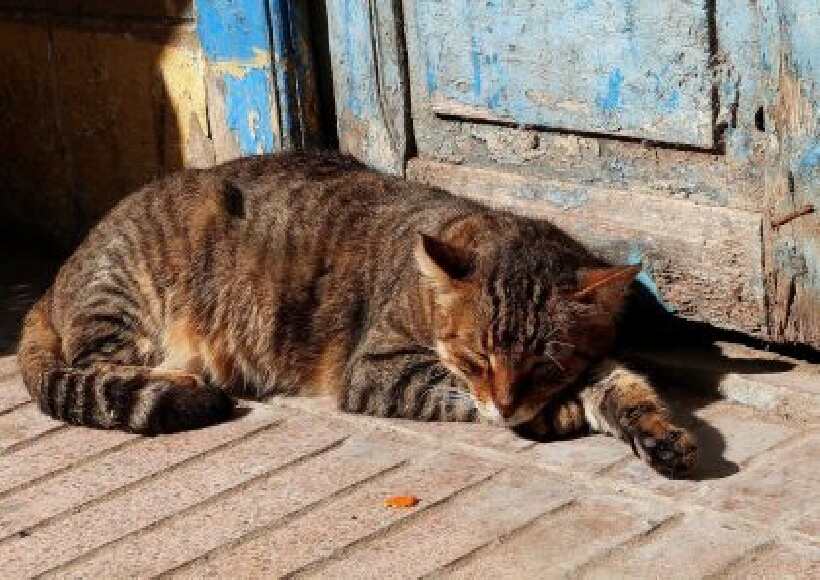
[18,151,696,477]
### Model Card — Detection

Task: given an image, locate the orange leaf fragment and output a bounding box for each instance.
[384,495,420,508]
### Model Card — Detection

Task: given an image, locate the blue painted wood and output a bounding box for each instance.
[328,0,380,120]
[267,0,322,149]
[196,0,280,156]
[327,0,818,343]
[326,0,409,174]
[410,0,714,147]
[196,0,270,61]
[194,0,319,156]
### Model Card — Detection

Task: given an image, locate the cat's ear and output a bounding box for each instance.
[414,234,475,286]
[572,265,641,314]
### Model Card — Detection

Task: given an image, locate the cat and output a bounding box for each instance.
[17,151,696,477]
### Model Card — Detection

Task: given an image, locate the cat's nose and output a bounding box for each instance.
[496,402,515,419]
[492,393,515,419]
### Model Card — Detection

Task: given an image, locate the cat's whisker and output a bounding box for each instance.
[543,350,565,372]
[546,339,575,350]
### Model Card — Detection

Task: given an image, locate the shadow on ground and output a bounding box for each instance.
[0,239,60,356]
[611,285,801,480]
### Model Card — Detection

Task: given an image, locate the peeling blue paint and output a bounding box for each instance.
[803,244,820,288]
[196,0,269,60]
[425,59,438,93]
[339,0,377,118]
[661,89,680,113]
[223,69,276,155]
[797,140,820,172]
[341,0,362,116]
[195,0,281,153]
[726,130,753,162]
[782,0,820,85]
[543,189,590,210]
[413,0,712,146]
[268,0,297,144]
[516,186,592,210]
[621,0,636,35]
[627,246,675,313]
[648,66,681,113]
[470,37,482,98]
[597,68,624,113]
[415,0,439,93]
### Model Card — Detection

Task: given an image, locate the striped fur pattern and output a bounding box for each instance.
[17,151,696,476]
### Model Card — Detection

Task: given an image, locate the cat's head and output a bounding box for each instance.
[415,233,639,427]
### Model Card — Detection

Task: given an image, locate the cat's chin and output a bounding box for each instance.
[475,401,540,428]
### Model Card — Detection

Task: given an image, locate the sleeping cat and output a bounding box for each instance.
[17,151,696,477]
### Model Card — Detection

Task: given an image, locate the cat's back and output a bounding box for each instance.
[51,151,477,303]
[213,150,472,221]
[60,151,421,256]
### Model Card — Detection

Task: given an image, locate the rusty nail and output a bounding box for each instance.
[772,204,815,229]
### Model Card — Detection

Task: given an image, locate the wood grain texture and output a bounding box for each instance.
[407,158,766,335]
[326,0,409,175]
[195,0,280,159]
[758,0,820,348]
[0,21,77,244]
[400,1,767,215]
[52,27,207,225]
[0,1,324,250]
[267,0,323,149]
[0,0,193,19]
[406,0,713,147]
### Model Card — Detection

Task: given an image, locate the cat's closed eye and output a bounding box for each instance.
[453,352,487,376]
[530,361,564,383]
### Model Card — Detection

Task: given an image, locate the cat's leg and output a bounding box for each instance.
[519,395,589,440]
[19,297,234,434]
[576,360,697,477]
[519,360,696,476]
[341,349,479,422]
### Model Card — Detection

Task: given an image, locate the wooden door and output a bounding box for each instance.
[0,0,323,249]
[195,0,322,158]
[328,0,820,348]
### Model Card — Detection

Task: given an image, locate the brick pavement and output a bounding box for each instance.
[0,345,818,579]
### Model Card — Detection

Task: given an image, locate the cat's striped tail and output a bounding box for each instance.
[16,298,235,434]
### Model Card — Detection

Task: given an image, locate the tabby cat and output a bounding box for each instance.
[18,151,696,477]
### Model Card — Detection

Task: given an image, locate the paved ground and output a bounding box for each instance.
[0,340,818,579]
[1,246,819,578]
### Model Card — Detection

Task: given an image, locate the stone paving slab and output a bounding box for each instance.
[576,511,765,580]
[440,494,674,580]
[49,437,408,580]
[0,350,818,579]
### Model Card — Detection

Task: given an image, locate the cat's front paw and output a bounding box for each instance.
[622,408,698,478]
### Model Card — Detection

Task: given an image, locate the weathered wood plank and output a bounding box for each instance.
[195,0,280,161]
[0,0,193,19]
[758,0,820,348]
[406,0,713,147]
[52,26,208,224]
[407,158,766,335]
[326,0,409,175]
[195,0,321,159]
[0,21,76,246]
[267,0,323,149]
[159,32,214,170]
[399,0,767,215]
